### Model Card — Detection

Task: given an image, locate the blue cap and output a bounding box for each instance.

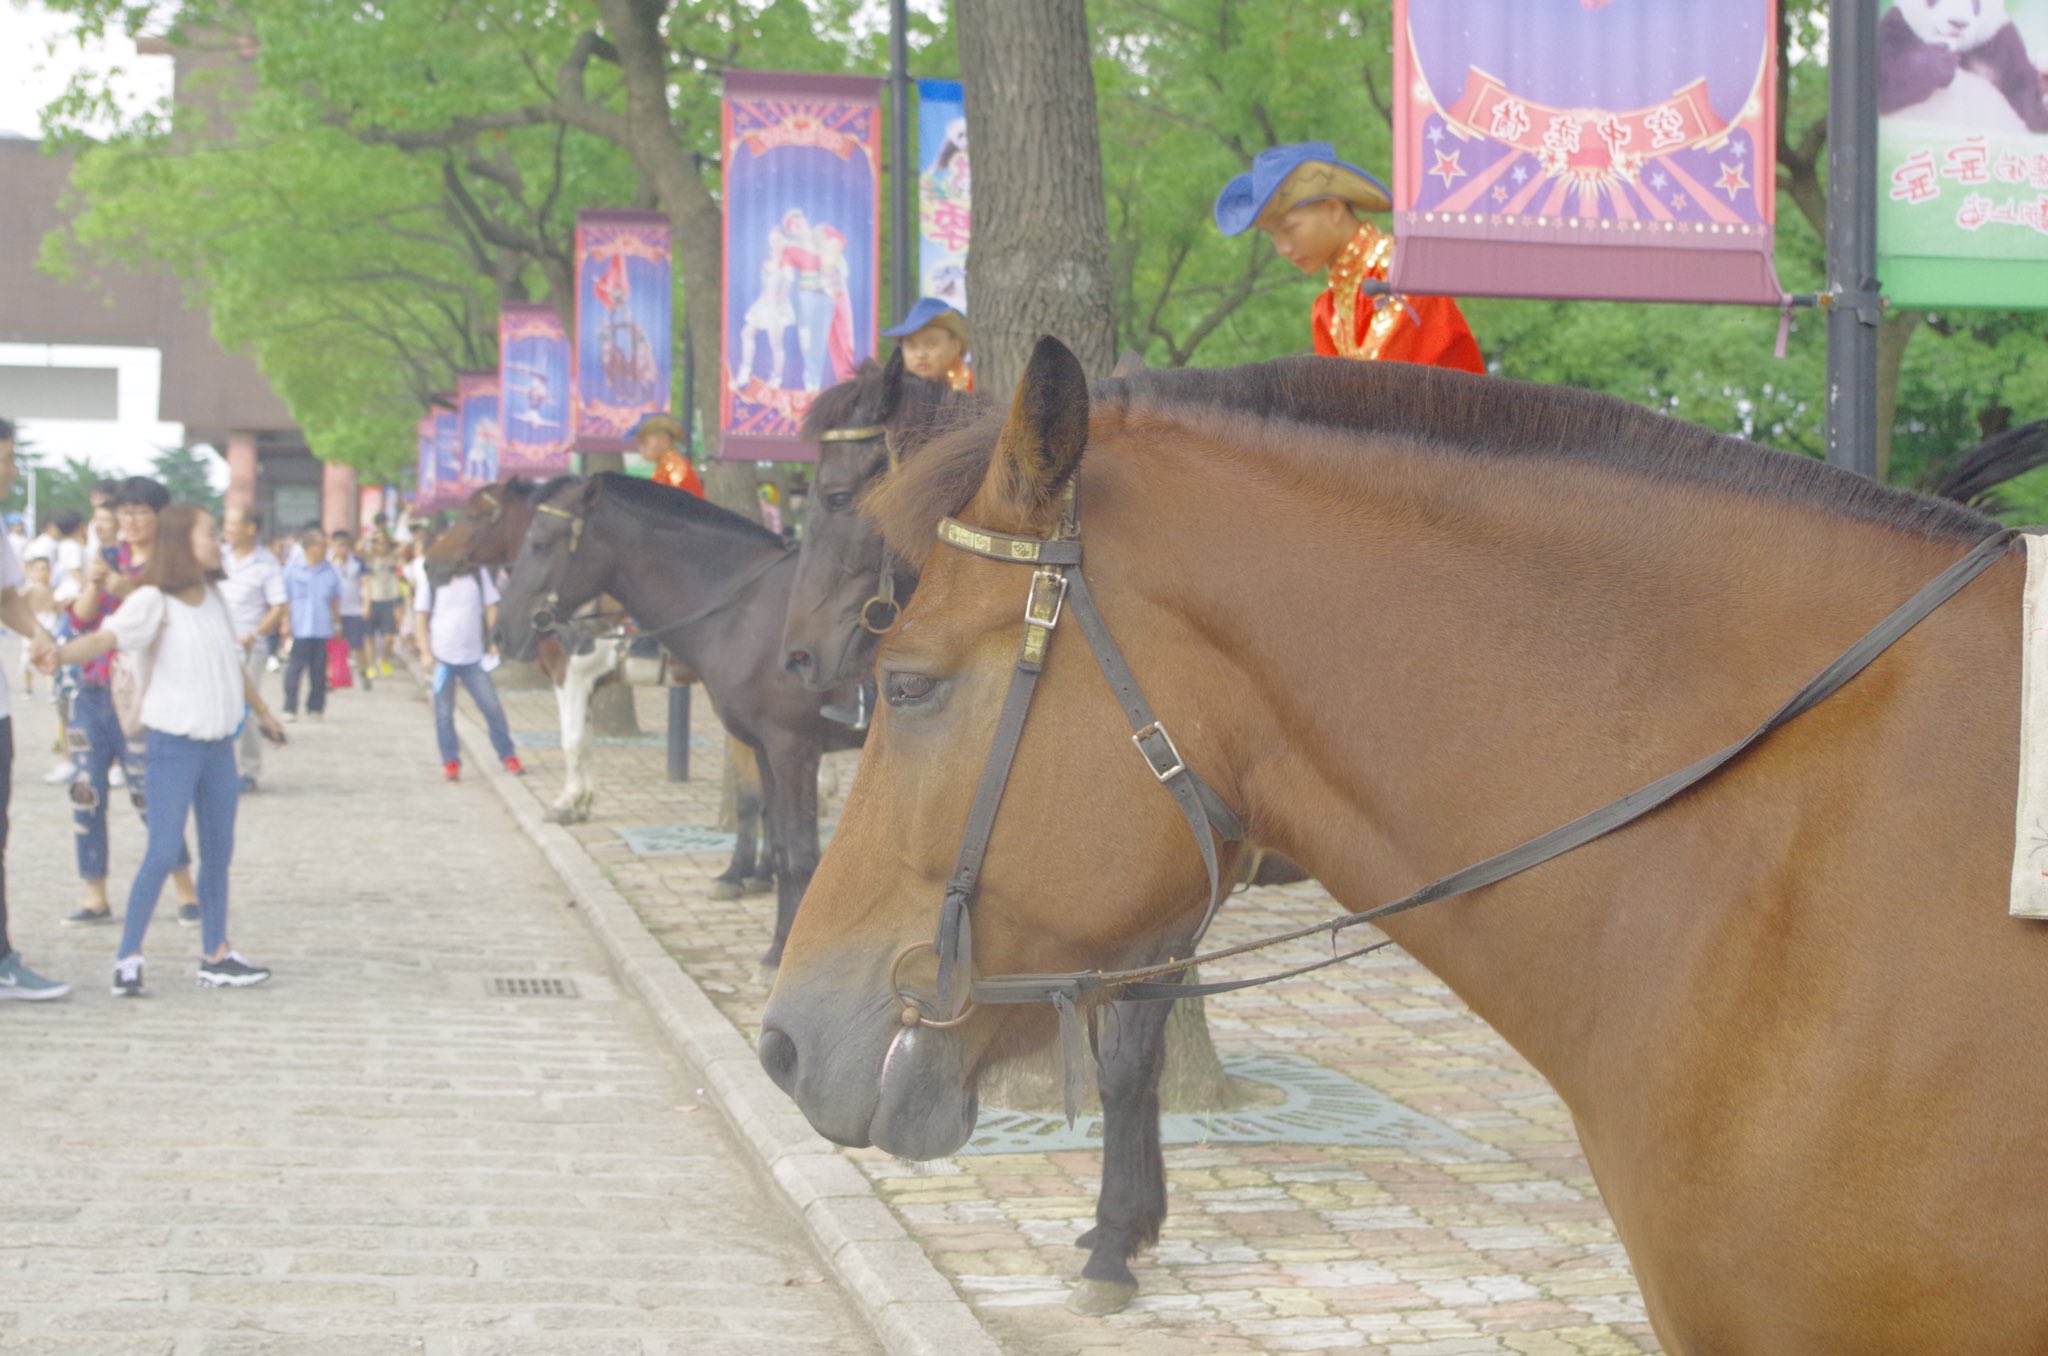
[1213,142,1391,237]
[883,297,969,339]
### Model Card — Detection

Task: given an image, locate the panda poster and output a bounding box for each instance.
[1878,0,2048,308]
[1389,0,1782,306]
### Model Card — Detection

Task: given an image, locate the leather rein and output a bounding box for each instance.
[893,484,2029,1112]
[817,423,904,634]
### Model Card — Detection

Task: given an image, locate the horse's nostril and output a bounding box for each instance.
[785,649,814,676]
[758,1026,799,1094]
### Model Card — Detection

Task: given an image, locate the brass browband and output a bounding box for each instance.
[935,517,1081,565]
[818,425,888,442]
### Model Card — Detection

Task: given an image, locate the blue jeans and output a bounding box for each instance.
[119,731,238,961]
[70,684,190,883]
[433,662,516,765]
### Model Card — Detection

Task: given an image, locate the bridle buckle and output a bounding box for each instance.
[1023,569,1067,630]
[1132,721,1187,783]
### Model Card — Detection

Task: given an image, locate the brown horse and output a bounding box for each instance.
[762,339,2048,1351]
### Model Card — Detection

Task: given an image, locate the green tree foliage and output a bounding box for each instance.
[2,443,107,525]
[150,443,225,514]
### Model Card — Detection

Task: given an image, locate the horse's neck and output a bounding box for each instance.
[1116,445,2013,1086]
[609,523,787,664]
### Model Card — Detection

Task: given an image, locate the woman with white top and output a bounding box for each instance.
[45,504,288,996]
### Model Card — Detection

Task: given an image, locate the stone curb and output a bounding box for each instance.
[442,694,1003,1356]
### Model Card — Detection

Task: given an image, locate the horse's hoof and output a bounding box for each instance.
[545,805,587,825]
[708,879,744,901]
[743,876,775,896]
[1066,1278,1137,1316]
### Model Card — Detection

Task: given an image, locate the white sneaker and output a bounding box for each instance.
[109,765,127,789]
[41,760,75,785]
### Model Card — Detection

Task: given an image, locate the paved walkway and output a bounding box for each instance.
[0,677,880,1356]
[495,684,1662,1356]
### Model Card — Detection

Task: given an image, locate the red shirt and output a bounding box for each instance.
[1313,225,1484,374]
[653,452,704,497]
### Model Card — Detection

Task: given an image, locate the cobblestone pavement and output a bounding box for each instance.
[493,685,1662,1356]
[0,679,881,1356]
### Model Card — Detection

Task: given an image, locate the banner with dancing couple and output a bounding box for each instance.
[1390,0,1782,305]
[574,211,673,455]
[720,68,883,462]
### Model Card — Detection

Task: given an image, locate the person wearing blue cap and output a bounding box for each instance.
[1215,142,1482,373]
[881,298,974,393]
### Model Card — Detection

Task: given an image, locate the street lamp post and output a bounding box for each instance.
[1824,0,1881,479]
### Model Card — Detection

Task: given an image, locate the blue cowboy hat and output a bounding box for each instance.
[883,297,970,341]
[629,411,686,441]
[1213,142,1391,237]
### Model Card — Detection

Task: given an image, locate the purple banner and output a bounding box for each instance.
[499,304,573,475]
[574,210,672,454]
[720,69,883,462]
[455,373,501,500]
[414,415,436,510]
[1391,0,1781,305]
[431,406,461,511]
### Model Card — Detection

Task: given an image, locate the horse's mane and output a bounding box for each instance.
[586,471,786,547]
[869,357,1996,563]
[802,360,986,451]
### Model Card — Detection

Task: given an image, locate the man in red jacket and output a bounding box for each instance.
[1215,142,1484,373]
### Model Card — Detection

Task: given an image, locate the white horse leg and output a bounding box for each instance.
[548,643,612,823]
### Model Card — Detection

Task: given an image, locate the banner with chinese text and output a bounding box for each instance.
[499,304,575,474]
[1877,0,2048,309]
[720,69,883,462]
[431,406,462,511]
[1390,0,1781,305]
[574,211,672,454]
[455,373,501,502]
[918,78,970,313]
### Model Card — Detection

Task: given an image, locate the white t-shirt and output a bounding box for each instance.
[418,571,498,668]
[219,545,286,641]
[0,533,26,721]
[104,586,246,741]
[334,555,366,617]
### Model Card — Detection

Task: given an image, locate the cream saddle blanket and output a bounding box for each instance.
[2013,535,2048,919]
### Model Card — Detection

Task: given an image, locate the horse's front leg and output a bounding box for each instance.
[757,733,821,970]
[1070,996,1174,1315]
[712,735,766,900]
[546,643,609,824]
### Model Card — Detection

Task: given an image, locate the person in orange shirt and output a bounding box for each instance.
[631,413,703,496]
[1215,142,1483,373]
[881,298,975,392]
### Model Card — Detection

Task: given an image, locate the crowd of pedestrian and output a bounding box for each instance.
[0,415,456,1005]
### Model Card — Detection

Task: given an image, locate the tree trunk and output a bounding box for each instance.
[588,680,640,737]
[1875,309,1921,483]
[957,0,1119,395]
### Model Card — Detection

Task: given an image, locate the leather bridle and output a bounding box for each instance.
[816,423,903,634]
[890,483,2030,1122]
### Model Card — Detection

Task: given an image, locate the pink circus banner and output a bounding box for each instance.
[499,304,574,475]
[431,405,461,511]
[1391,0,1782,305]
[719,68,883,462]
[455,373,501,500]
[414,414,436,510]
[574,211,672,455]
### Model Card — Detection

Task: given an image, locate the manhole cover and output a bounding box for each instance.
[486,976,580,998]
[959,1053,1486,1155]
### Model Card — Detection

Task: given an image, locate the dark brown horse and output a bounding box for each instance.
[428,480,772,894]
[498,474,860,966]
[763,339,2048,1350]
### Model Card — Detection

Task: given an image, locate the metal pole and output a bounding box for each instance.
[888,0,914,321]
[1824,0,1881,479]
[667,683,692,782]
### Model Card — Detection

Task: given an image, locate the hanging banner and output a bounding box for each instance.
[414,415,436,510]
[455,372,501,502]
[1390,0,1782,305]
[499,304,575,474]
[720,68,883,462]
[431,405,462,511]
[917,78,970,313]
[574,210,672,454]
[1876,0,2048,309]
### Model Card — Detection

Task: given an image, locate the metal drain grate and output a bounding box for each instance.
[486,976,580,998]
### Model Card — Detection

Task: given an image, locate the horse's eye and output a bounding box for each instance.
[825,491,855,512]
[884,672,939,706]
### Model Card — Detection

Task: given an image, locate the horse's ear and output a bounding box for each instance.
[1110,349,1147,379]
[880,345,906,417]
[579,476,603,508]
[983,336,1089,533]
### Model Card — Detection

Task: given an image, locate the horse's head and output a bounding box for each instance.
[497,476,613,661]
[782,350,980,690]
[426,480,536,587]
[760,338,1240,1158]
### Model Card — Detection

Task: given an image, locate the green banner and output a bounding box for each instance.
[1875,0,2048,309]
